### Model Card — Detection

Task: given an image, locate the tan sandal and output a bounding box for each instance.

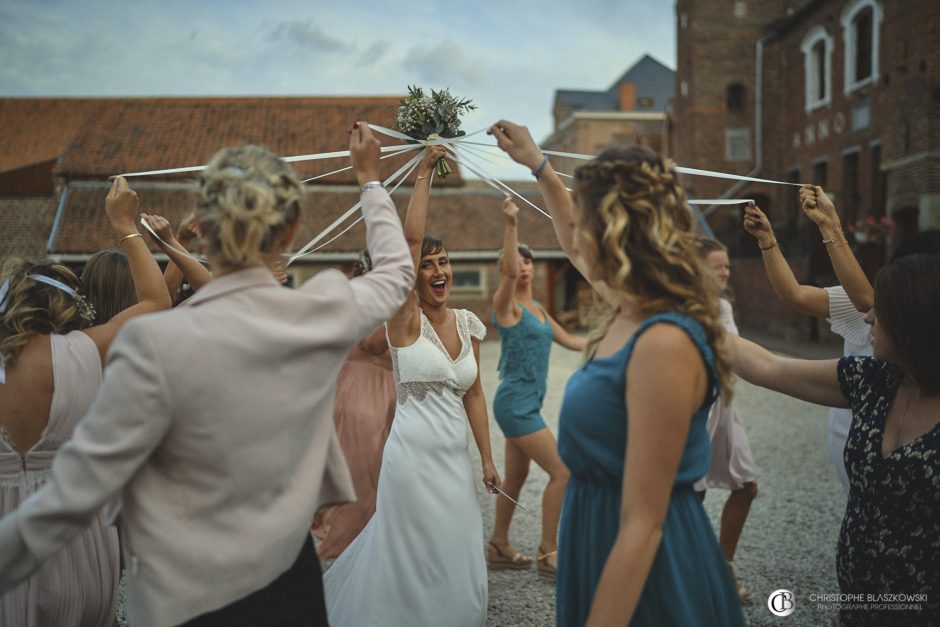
[487,541,532,570]
[727,561,752,603]
[536,547,557,582]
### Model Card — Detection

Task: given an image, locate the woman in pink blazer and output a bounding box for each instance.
[0,123,415,627]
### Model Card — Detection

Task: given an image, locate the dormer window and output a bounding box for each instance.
[801,26,833,112]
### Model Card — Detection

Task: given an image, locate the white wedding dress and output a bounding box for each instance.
[324,308,488,627]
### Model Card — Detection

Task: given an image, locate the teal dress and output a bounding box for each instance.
[556,312,745,627]
[492,303,554,438]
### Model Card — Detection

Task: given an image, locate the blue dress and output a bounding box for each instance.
[556,312,745,626]
[492,303,555,438]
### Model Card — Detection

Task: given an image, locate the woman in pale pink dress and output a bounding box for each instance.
[312,251,397,560]
[694,238,760,603]
[0,177,170,627]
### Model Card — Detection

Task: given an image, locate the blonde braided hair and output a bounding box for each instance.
[196,145,302,266]
[574,146,733,400]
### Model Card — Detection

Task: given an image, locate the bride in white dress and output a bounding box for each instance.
[324,147,501,627]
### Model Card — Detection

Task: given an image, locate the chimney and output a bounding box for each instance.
[619,82,636,111]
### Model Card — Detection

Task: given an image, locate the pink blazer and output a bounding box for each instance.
[0,188,414,626]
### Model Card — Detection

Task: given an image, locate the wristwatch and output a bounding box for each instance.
[361,181,384,191]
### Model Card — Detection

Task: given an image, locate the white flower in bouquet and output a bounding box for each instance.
[394,85,477,179]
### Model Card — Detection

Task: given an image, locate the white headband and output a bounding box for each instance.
[0,274,81,384]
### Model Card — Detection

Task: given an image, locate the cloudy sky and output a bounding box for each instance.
[0,0,675,175]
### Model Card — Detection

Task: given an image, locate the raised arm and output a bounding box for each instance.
[336,123,417,340]
[585,324,707,625]
[142,213,213,296]
[800,185,874,312]
[489,120,614,304]
[742,203,829,318]
[493,198,522,327]
[728,334,846,407]
[83,177,172,361]
[463,336,500,494]
[386,145,446,346]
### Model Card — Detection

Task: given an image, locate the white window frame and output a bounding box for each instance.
[450,266,487,295]
[841,0,883,94]
[800,26,834,112]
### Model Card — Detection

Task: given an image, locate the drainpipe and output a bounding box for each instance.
[703,34,770,218]
[46,181,70,255]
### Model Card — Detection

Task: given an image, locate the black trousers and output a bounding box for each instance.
[180,535,327,627]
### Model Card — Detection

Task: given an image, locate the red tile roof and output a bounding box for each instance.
[53,97,464,186]
[0,98,110,173]
[48,180,558,256]
[0,196,57,258]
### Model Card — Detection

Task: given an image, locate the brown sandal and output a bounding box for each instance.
[487,541,533,570]
[536,547,557,582]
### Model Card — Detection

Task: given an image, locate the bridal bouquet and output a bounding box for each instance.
[395,86,476,179]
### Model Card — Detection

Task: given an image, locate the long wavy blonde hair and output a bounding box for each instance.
[196,145,303,266]
[0,259,84,368]
[573,146,732,400]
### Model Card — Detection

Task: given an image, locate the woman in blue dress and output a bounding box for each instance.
[487,197,585,581]
[490,119,746,626]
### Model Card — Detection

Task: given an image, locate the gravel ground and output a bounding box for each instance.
[118,334,846,626]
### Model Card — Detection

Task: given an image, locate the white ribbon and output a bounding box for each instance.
[539,148,804,188]
[0,275,79,384]
[120,144,423,179]
[287,150,424,265]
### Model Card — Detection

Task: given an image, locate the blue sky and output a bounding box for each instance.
[0,0,675,173]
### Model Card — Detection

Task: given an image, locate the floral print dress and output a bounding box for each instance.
[836,357,940,626]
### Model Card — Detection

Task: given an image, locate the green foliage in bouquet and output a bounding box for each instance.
[395,86,477,179]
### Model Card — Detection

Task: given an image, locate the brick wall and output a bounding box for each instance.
[673,0,940,340]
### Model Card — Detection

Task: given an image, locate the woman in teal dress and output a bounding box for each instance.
[487,198,584,581]
[490,119,745,626]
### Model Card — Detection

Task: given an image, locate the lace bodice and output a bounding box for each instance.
[388,309,486,405]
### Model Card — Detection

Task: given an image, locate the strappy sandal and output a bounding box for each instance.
[536,547,557,582]
[487,541,533,570]
[727,561,752,603]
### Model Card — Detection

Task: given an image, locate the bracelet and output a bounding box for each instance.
[825,241,846,252]
[532,155,549,180]
[758,239,778,251]
[119,232,142,245]
[361,181,383,191]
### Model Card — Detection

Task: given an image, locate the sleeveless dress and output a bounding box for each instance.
[492,302,554,438]
[0,331,120,627]
[324,309,488,627]
[556,313,745,627]
[312,342,396,560]
[695,299,760,491]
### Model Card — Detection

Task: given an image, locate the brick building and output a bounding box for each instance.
[670,0,940,339]
[0,97,581,331]
[543,54,674,176]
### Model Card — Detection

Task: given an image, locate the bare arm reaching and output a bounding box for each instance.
[800,185,874,312]
[728,334,847,408]
[463,336,500,493]
[83,177,172,361]
[493,198,522,327]
[489,120,614,305]
[742,203,829,318]
[386,146,446,347]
